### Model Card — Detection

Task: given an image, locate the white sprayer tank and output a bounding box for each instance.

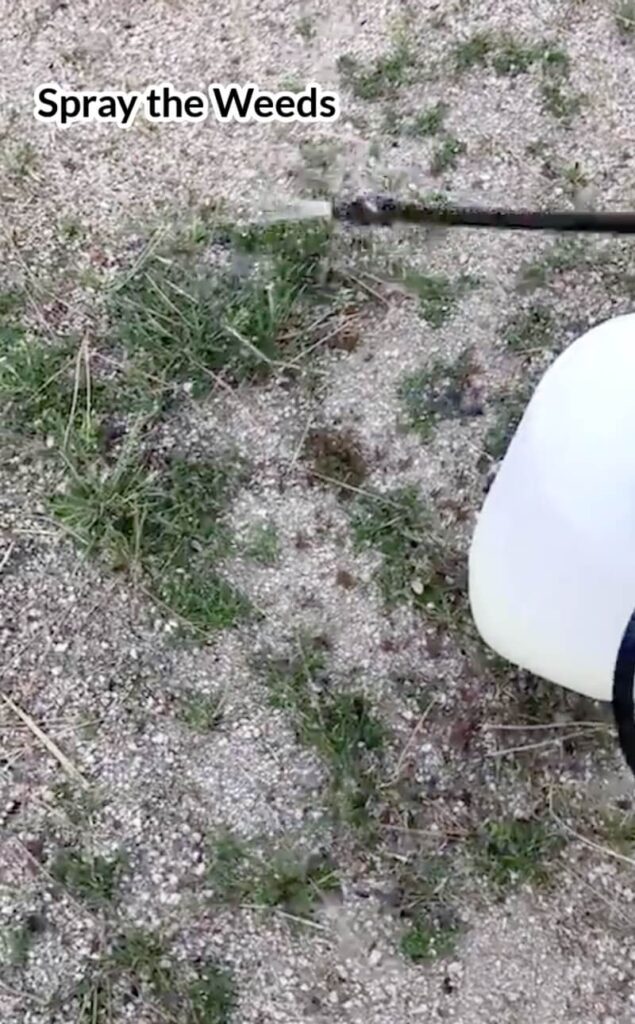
[469,312,635,702]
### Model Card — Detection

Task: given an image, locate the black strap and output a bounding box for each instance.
[613,609,635,777]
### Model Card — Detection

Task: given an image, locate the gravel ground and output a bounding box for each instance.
[2,1,635,1022]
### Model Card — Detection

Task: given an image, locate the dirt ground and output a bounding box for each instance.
[2,1,635,1022]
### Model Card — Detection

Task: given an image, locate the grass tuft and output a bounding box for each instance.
[267,645,384,779]
[110,220,333,394]
[405,101,448,137]
[177,691,224,732]
[109,929,173,995]
[540,81,583,122]
[51,450,251,633]
[430,135,466,176]
[4,919,41,967]
[74,928,237,1023]
[50,849,124,907]
[400,271,479,327]
[616,0,635,37]
[597,807,635,852]
[491,37,543,75]
[252,851,340,917]
[516,238,592,294]
[0,287,25,338]
[4,142,39,182]
[502,304,554,353]
[244,522,280,565]
[296,15,315,41]
[207,829,340,918]
[0,335,79,435]
[538,47,582,123]
[337,42,418,100]
[398,349,479,440]
[400,916,459,962]
[453,32,493,71]
[207,831,252,902]
[483,384,531,461]
[474,818,562,891]
[452,33,582,123]
[394,855,461,963]
[265,641,385,832]
[186,963,237,1023]
[350,487,465,620]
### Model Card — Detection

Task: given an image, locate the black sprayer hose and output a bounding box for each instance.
[613,612,635,777]
[332,195,635,234]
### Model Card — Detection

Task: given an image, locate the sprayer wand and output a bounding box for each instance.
[279,196,635,234]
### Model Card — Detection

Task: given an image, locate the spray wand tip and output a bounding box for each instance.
[257,199,334,224]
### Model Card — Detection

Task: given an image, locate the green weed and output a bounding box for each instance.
[252,851,340,917]
[111,220,333,393]
[267,647,384,779]
[453,32,493,72]
[419,189,452,210]
[74,929,237,1023]
[108,929,174,995]
[0,287,23,320]
[244,522,280,565]
[337,42,418,100]
[265,642,384,831]
[50,849,124,908]
[0,335,78,435]
[398,349,478,440]
[539,46,570,76]
[299,139,341,194]
[616,0,635,37]
[394,855,461,962]
[516,259,549,293]
[491,38,542,75]
[159,572,250,632]
[5,142,38,181]
[453,34,582,122]
[52,781,104,826]
[401,271,479,327]
[349,487,465,620]
[74,973,112,1024]
[186,963,237,1024]
[296,15,316,41]
[540,81,583,122]
[483,386,531,460]
[405,102,448,137]
[503,304,554,352]
[177,691,224,732]
[207,831,251,902]
[474,818,562,891]
[597,808,635,852]
[516,238,592,293]
[545,237,592,272]
[51,451,251,633]
[538,47,581,123]
[60,216,84,242]
[278,75,304,93]
[4,922,33,967]
[207,830,339,918]
[401,916,459,962]
[2,219,345,451]
[454,33,569,78]
[563,161,589,194]
[430,136,466,176]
